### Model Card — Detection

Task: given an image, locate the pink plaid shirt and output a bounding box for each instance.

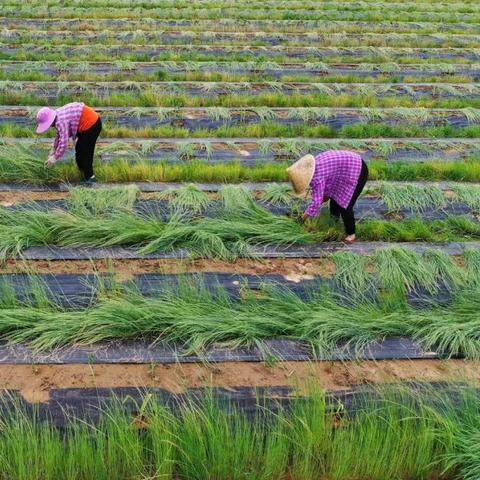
[52,102,84,160]
[305,150,362,217]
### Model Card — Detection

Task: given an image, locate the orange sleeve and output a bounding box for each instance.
[78,106,100,132]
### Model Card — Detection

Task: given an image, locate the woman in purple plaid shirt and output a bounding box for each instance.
[287,151,369,243]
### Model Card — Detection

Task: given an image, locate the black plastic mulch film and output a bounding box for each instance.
[18,241,480,260]
[0,383,473,427]
[4,198,476,221]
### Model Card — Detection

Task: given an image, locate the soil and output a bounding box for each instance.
[0,191,67,206]
[0,258,338,280]
[1,359,478,404]
[384,211,405,220]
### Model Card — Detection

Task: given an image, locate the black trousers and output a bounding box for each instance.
[329,160,369,235]
[75,117,102,180]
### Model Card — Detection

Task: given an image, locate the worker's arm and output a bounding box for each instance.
[304,179,325,217]
[52,124,69,161]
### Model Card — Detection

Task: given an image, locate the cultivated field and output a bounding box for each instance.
[1,0,480,478]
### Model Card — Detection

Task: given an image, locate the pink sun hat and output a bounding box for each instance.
[36,107,57,134]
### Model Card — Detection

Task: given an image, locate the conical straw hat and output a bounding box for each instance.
[286,154,316,195]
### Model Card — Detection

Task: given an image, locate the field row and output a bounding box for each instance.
[0,383,478,480]
[1,184,480,259]
[16,136,480,163]
[4,31,480,48]
[18,241,480,262]
[4,179,480,207]
[2,81,480,110]
[2,18,479,34]
[4,144,480,184]
[5,106,480,127]
[3,45,480,63]
[6,0,480,12]
[0,245,480,356]
[6,196,479,223]
[3,61,479,84]
[4,7,480,23]
[1,263,472,311]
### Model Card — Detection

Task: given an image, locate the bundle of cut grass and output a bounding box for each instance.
[0,144,64,184]
[156,183,211,214]
[69,184,139,215]
[377,182,445,213]
[260,183,294,206]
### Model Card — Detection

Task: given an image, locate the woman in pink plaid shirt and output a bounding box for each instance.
[35,103,102,184]
[287,150,369,243]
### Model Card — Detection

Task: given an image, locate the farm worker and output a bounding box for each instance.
[287,150,368,243]
[35,103,102,184]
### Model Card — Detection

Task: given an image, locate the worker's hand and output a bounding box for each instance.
[44,155,56,168]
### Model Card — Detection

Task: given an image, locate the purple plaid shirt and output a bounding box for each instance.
[304,150,362,217]
[52,102,84,160]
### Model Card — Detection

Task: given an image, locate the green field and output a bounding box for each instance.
[1,1,480,478]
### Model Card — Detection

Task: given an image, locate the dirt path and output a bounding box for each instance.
[0,257,338,279]
[2,359,478,403]
[2,256,465,279]
[0,191,67,206]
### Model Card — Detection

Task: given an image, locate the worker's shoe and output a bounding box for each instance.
[83,175,97,185]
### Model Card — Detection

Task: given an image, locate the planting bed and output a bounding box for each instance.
[5,137,480,166]
[1,1,480,477]
[3,60,480,83]
[1,18,480,34]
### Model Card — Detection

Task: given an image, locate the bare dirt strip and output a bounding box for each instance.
[0,258,338,279]
[2,256,467,279]
[1,359,478,403]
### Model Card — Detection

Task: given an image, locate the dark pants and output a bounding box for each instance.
[330,160,369,235]
[75,117,102,180]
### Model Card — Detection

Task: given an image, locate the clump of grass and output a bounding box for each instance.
[412,285,480,358]
[298,292,408,354]
[176,142,196,160]
[373,247,439,294]
[357,216,480,243]
[135,185,316,259]
[331,252,371,296]
[377,182,445,213]
[69,185,139,215]
[0,144,62,183]
[261,183,294,206]
[453,184,480,212]
[0,207,59,258]
[463,249,480,286]
[97,141,140,161]
[421,249,465,291]
[157,184,211,214]
[219,184,255,213]
[442,423,480,480]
